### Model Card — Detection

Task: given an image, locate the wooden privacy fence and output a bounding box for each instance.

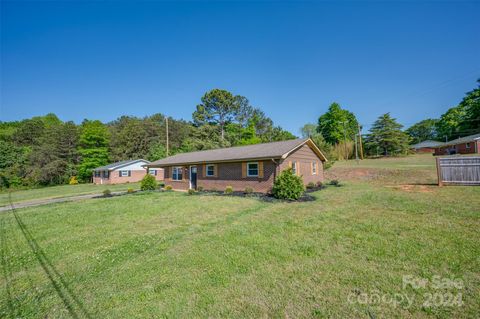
[436,156,480,186]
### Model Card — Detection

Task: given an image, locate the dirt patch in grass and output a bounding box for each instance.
[388,184,435,193]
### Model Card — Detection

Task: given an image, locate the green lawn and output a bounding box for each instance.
[0,183,140,206]
[1,156,479,318]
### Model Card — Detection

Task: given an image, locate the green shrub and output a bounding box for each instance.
[187,189,196,195]
[127,188,134,193]
[197,186,204,192]
[316,181,323,188]
[140,174,157,191]
[244,187,253,194]
[69,176,79,185]
[272,168,305,200]
[165,185,173,191]
[158,181,165,189]
[224,186,233,195]
[329,179,341,187]
[103,189,111,197]
[306,182,316,189]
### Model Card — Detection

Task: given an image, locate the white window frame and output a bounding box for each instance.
[206,164,215,177]
[291,162,297,175]
[172,167,183,181]
[148,169,157,176]
[466,142,470,149]
[247,162,259,177]
[312,162,317,175]
[120,170,129,177]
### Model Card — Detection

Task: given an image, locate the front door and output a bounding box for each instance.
[190,166,197,189]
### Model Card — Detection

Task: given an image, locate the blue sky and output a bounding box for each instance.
[1,1,479,134]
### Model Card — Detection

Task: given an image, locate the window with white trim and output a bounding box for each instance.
[466,143,470,149]
[247,162,259,177]
[312,162,317,175]
[172,167,183,181]
[94,171,100,177]
[291,162,297,175]
[119,170,129,177]
[148,169,157,176]
[206,164,215,176]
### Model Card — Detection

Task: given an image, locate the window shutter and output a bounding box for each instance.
[258,161,264,178]
[213,164,218,177]
[170,167,173,180]
[183,167,187,180]
[296,161,300,175]
[118,171,122,177]
[241,162,247,178]
[288,161,292,168]
[311,162,313,175]
[128,170,131,177]
[203,164,206,177]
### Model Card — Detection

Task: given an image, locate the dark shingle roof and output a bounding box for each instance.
[437,133,480,147]
[94,159,150,171]
[147,138,326,167]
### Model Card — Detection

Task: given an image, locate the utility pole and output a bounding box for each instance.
[358,123,364,160]
[354,133,359,164]
[165,117,169,157]
[341,121,348,160]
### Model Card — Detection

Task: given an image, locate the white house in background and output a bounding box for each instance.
[93,159,164,185]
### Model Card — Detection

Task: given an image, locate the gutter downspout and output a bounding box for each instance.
[271,158,279,181]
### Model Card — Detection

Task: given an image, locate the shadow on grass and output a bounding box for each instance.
[8,193,92,319]
[0,217,16,317]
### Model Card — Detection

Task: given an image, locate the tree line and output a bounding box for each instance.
[0,89,294,188]
[301,79,479,158]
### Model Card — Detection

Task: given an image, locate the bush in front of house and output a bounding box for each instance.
[244,187,253,195]
[165,185,173,191]
[272,168,305,200]
[224,186,233,195]
[187,189,196,195]
[103,189,112,197]
[140,174,157,191]
[329,179,341,187]
[197,186,204,192]
[306,182,316,189]
[127,188,135,193]
[69,176,79,185]
[158,181,165,189]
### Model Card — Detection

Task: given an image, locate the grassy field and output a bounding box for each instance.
[1,155,479,318]
[0,183,140,206]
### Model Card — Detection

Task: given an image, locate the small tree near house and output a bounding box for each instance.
[272,168,305,200]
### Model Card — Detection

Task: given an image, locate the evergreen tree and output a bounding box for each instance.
[364,113,410,156]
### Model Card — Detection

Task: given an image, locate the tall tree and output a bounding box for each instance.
[364,113,410,156]
[458,79,480,134]
[77,120,110,182]
[406,119,439,144]
[192,89,241,140]
[317,102,359,144]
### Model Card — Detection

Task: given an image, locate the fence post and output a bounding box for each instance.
[436,157,443,187]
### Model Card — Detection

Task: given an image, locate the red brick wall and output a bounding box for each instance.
[93,169,164,185]
[162,144,325,193]
[279,143,324,186]
[434,142,479,156]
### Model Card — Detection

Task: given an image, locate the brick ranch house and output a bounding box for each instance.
[433,133,480,156]
[93,159,164,185]
[146,138,327,193]
[410,140,441,154]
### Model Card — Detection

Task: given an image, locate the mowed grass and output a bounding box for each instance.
[1,155,479,318]
[0,183,140,206]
